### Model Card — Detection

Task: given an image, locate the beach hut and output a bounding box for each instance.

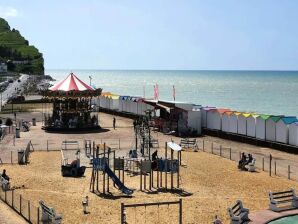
[246,114,259,138]
[206,108,230,131]
[255,115,271,140]
[265,116,283,142]
[289,122,298,146]
[201,107,216,128]
[276,117,298,144]
[221,111,233,133]
[229,112,240,134]
[237,113,251,135]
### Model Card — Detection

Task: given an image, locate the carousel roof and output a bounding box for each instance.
[50,73,94,91]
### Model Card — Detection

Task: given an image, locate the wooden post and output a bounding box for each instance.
[119,138,121,150]
[202,140,205,151]
[274,161,277,175]
[103,143,106,194]
[122,157,125,185]
[140,160,143,191]
[37,207,40,224]
[11,151,12,164]
[288,165,291,180]
[120,203,124,224]
[165,142,168,190]
[229,148,232,160]
[179,199,182,224]
[28,201,31,221]
[20,195,22,214]
[219,145,222,157]
[269,154,272,176]
[211,142,213,154]
[262,157,264,171]
[47,140,49,151]
[171,149,174,190]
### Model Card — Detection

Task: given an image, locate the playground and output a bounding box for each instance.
[2,113,298,223]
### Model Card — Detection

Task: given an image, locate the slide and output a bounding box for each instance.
[104,165,134,196]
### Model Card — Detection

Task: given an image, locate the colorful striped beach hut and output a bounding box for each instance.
[237,113,251,135]
[206,108,230,130]
[265,116,283,142]
[202,107,216,128]
[256,114,271,140]
[229,112,241,134]
[289,122,298,146]
[276,116,298,144]
[246,114,259,138]
[221,111,233,132]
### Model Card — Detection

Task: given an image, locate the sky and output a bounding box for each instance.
[0,0,298,70]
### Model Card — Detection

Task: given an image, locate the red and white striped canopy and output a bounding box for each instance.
[50,73,94,91]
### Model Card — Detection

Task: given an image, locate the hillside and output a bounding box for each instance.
[0,17,44,75]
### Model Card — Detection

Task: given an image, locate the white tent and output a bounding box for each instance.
[206,108,230,130]
[202,107,216,128]
[276,117,297,144]
[237,113,251,135]
[246,114,258,138]
[256,115,270,140]
[289,122,298,146]
[266,116,282,142]
[229,112,240,134]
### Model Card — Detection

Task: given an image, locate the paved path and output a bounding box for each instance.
[0,200,27,224]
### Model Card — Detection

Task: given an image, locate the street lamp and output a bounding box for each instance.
[89,75,92,86]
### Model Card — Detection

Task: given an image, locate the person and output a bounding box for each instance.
[238,153,247,170]
[152,150,158,161]
[213,215,223,224]
[113,117,116,130]
[1,169,9,181]
[247,154,253,164]
[133,119,137,132]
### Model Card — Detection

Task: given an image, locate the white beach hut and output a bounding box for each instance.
[289,122,298,146]
[221,111,233,133]
[202,107,216,128]
[246,114,259,138]
[206,108,230,130]
[276,117,297,144]
[265,116,283,142]
[237,113,251,135]
[256,115,271,140]
[229,112,240,134]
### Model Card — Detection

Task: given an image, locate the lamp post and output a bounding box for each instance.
[89,75,92,87]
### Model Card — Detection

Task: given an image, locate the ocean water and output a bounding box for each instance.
[46,70,298,117]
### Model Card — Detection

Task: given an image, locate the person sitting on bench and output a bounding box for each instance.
[151,150,159,170]
[238,153,247,169]
[246,154,253,165]
[152,150,158,161]
[1,169,10,181]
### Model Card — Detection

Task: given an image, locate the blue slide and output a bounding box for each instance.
[104,165,134,195]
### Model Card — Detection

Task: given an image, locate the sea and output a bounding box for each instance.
[46,70,298,117]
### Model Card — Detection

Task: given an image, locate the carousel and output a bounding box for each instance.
[41,73,102,132]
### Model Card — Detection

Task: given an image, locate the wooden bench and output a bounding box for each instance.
[269,188,298,212]
[227,200,249,224]
[39,200,62,224]
[180,138,198,151]
[0,176,10,191]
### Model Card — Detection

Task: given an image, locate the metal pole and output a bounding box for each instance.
[269,154,272,176]
[202,140,204,151]
[120,203,124,224]
[229,148,232,160]
[219,145,222,157]
[211,142,213,154]
[262,157,264,171]
[179,199,182,224]
[288,165,291,180]
[274,161,276,175]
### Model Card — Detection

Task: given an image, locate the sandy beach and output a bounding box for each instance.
[0,112,298,223]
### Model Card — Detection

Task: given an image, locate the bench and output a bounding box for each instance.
[269,188,298,212]
[228,200,249,224]
[180,138,198,151]
[39,200,62,224]
[0,176,10,191]
[247,159,256,172]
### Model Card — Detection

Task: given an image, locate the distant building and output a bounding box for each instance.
[0,62,7,73]
[12,60,29,65]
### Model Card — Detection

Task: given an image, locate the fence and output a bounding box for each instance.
[0,188,40,224]
[197,139,298,182]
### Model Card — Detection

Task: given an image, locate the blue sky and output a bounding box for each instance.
[1,0,298,70]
